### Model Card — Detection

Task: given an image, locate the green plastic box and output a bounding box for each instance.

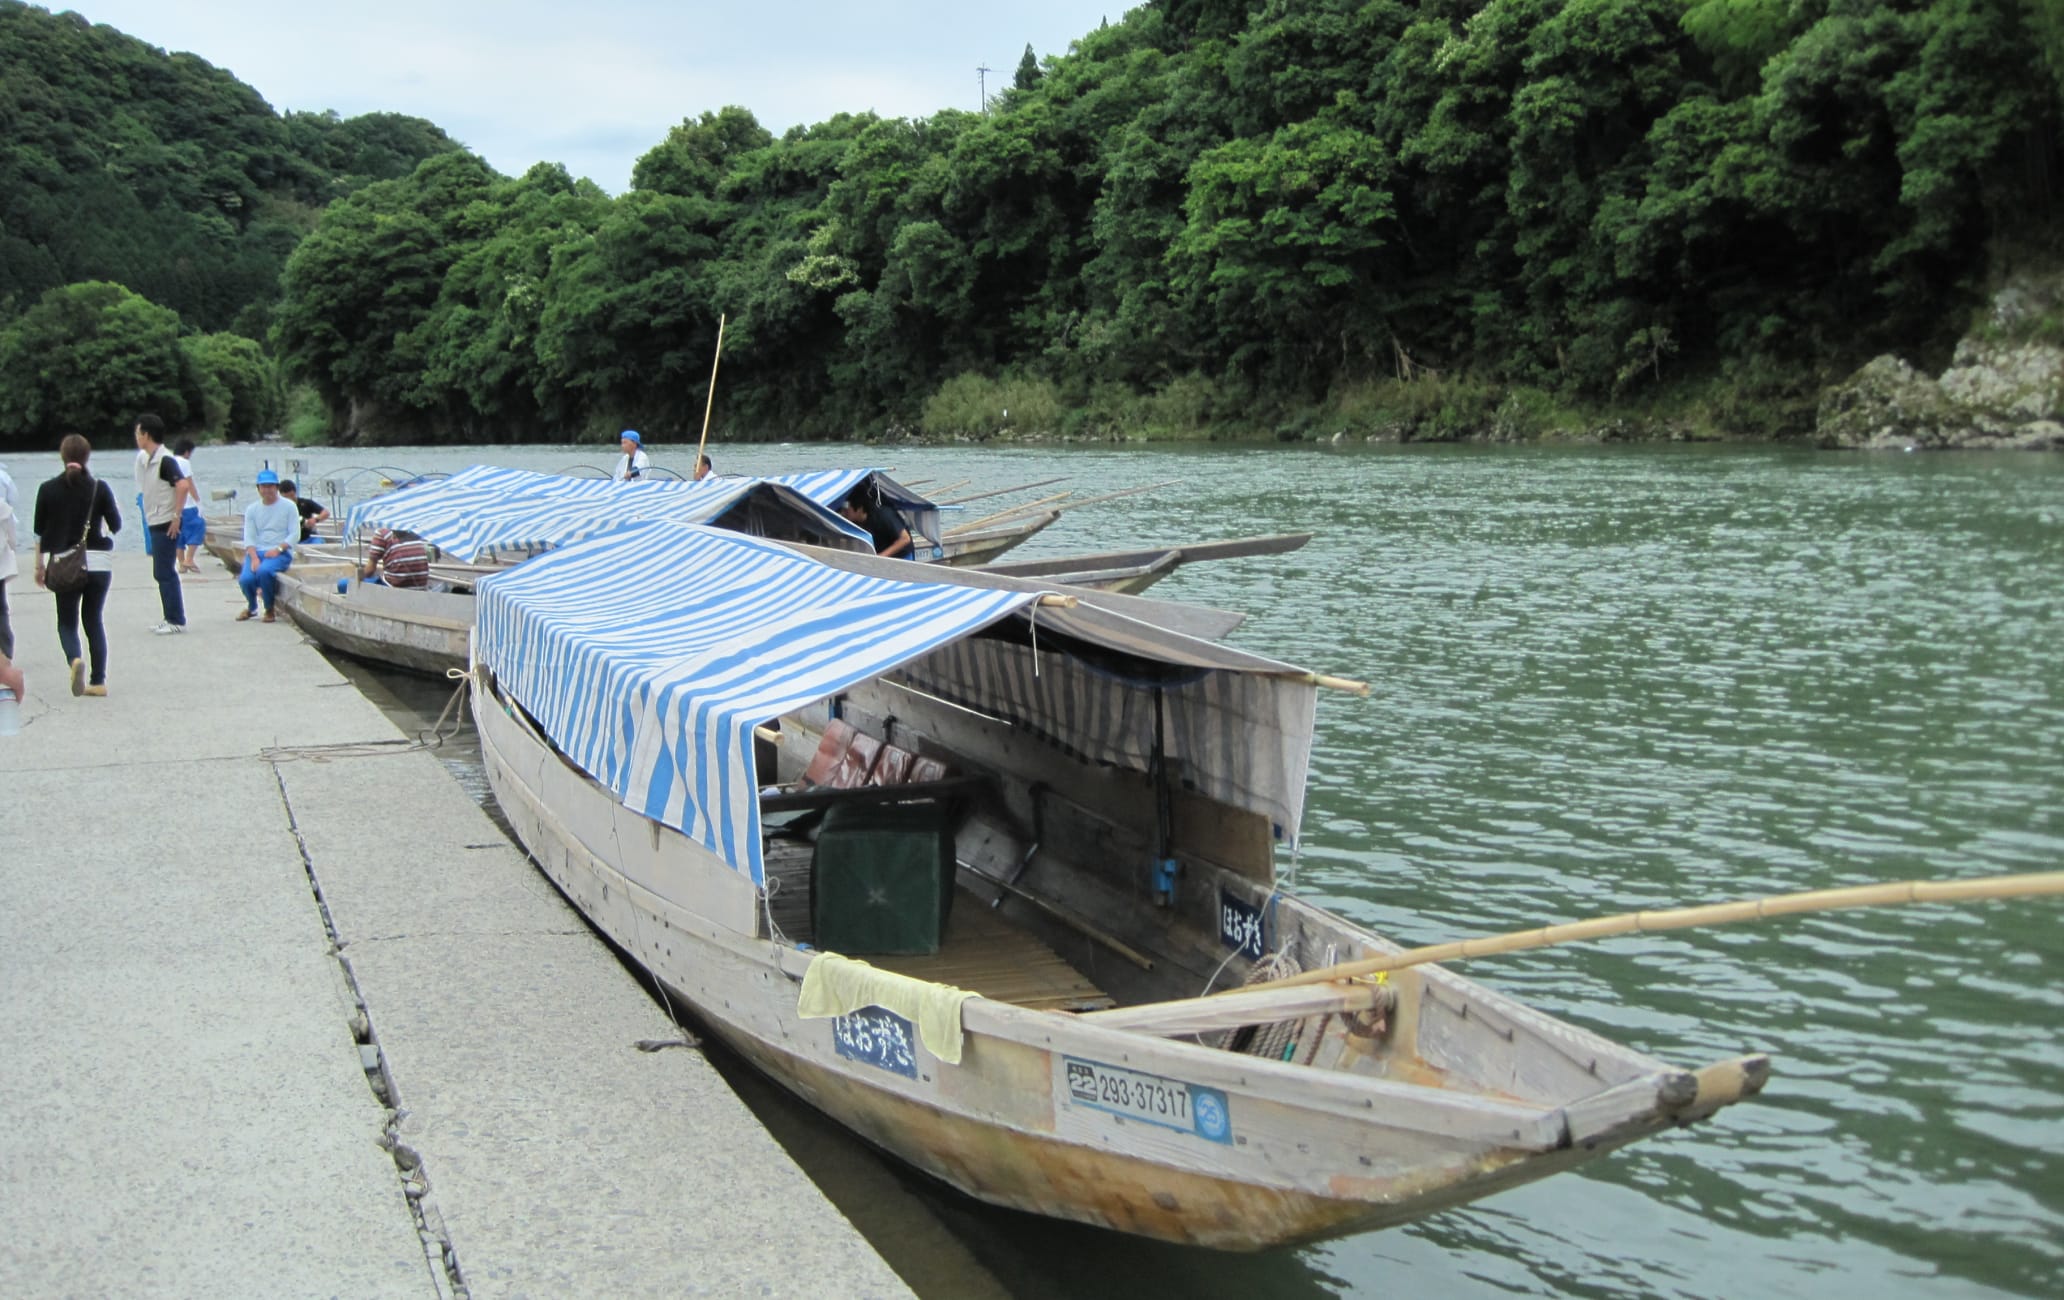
[811,799,958,955]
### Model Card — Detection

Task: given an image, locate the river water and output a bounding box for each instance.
[260,440,2062,1299]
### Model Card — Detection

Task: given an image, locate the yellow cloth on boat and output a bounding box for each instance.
[797,953,976,1066]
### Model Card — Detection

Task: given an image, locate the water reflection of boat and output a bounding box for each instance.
[468,523,1766,1250]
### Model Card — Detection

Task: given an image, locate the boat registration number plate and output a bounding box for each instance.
[1059,1057,1232,1144]
[832,1006,918,1079]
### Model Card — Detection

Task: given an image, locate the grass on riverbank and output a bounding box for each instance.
[909,362,1825,445]
[284,384,328,446]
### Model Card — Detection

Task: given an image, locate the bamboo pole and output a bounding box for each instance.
[1254,871,2064,993]
[1049,479,1183,512]
[945,490,1075,535]
[938,477,1070,507]
[946,478,1180,537]
[695,313,727,470]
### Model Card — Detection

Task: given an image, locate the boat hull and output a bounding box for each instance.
[277,573,470,677]
[937,512,1059,566]
[471,673,1706,1250]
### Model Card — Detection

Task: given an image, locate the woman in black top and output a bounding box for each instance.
[32,434,122,696]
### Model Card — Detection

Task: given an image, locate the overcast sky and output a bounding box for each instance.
[67,1,1130,192]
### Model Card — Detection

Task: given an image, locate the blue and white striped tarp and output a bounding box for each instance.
[762,469,942,558]
[475,522,1039,885]
[343,465,541,536]
[343,465,869,560]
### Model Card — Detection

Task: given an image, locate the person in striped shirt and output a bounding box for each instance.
[360,527,430,589]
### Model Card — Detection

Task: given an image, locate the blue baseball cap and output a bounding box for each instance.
[255,469,280,485]
[620,429,642,445]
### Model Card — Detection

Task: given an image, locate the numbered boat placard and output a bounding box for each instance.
[1056,1056,1233,1145]
[832,1006,918,1079]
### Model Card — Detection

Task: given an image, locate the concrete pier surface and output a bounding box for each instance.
[0,555,911,1298]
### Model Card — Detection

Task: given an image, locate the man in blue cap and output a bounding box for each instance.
[236,469,298,623]
[611,430,649,482]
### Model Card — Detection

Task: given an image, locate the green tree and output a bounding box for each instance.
[411,163,613,437]
[632,107,774,196]
[183,331,284,438]
[1015,43,1044,91]
[533,189,727,431]
[0,281,198,443]
[1170,112,1396,390]
[273,152,498,440]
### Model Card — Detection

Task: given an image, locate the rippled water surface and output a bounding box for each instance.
[309,440,2064,1299]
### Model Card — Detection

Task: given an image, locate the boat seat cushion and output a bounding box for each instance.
[801,719,884,789]
[801,719,856,786]
[868,744,915,786]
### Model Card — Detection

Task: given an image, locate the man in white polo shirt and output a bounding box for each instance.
[132,412,194,633]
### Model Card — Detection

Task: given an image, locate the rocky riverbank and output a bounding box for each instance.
[1816,272,2064,451]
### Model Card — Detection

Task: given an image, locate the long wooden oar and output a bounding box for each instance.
[1261,871,2064,992]
[1084,871,2064,1034]
[938,476,1070,507]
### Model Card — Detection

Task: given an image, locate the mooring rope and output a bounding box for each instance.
[259,669,471,763]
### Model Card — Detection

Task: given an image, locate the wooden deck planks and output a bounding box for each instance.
[762,841,1112,1012]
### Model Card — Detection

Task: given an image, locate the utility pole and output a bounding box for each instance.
[976,64,991,115]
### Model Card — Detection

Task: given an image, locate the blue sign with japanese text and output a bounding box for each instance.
[832,1006,919,1078]
[1219,889,1266,959]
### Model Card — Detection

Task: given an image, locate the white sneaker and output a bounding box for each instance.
[150,622,187,635]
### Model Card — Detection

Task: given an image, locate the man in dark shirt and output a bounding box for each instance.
[279,481,329,542]
[837,491,911,558]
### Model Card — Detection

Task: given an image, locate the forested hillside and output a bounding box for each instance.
[277,0,2064,445]
[0,0,461,444]
[6,0,2063,448]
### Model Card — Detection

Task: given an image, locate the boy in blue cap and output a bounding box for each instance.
[611,430,649,482]
[236,469,298,622]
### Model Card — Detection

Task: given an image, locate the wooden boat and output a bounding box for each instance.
[274,569,474,676]
[935,510,1060,567]
[467,524,1766,1250]
[200,518,244,573]
[291,552,1251,678]
[289,533,1294,679]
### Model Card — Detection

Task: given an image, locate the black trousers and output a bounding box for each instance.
[149,520,185,625]
[55,571,112,685]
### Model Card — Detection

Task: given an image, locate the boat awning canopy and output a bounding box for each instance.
[343,465,870,560]
[760,469,942,557]
[475,522,1320,886]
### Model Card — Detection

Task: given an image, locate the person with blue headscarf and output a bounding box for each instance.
[612,430,649,482]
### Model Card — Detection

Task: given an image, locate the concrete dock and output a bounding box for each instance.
[0,556,912,1298]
